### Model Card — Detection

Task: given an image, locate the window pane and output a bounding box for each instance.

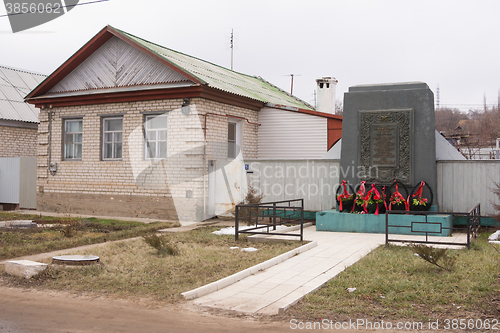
[65,144,73,159]
[146,131,156,141]
[67,120,82,133]
[65,133,73,144]
[105,133,113,143]
[158,130,167,141]
[228,123,236,141]
[105,118,122,131]
[104,143,113,159]
[114,132,123,143]
[146,142,156,159]
[147,115,168,129]
[76,120,83,132]
[114,143,122,159]
[159,141,167,158]
[75,144,82,159]
[74,133,82,143]
[228,142,236,159]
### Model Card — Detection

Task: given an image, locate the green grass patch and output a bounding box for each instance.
[1,226,302,302]
[0,212,178,260]
[286,233,500,322]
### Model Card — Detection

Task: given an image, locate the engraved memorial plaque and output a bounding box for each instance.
[370,123,398,168]
[359,109,412,185]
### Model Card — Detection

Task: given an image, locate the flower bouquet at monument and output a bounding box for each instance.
[336,180,354,213]
[353,181,367,213]
[411,196,428,211]
[409,181,431,211]
[389,181,408,211]
[364,184,385,215]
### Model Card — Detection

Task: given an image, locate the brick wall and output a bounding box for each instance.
[0,124,37,157]
[36,98,258,221]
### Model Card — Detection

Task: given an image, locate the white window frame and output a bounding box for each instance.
[63,118,83,160]
[228,119,242,160]
[102,117,123,161]
[144,113,168,160]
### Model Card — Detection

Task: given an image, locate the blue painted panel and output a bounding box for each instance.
[316,210,452,236]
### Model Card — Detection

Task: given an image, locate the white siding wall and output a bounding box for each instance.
[0,157,20,204]
[246,159,340,211]
[241,159,500,216]
[258,107,327,159]
[437,160,500,216]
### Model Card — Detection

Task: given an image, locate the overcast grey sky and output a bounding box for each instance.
[1,0,499,112]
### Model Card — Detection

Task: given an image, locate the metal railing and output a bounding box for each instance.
[235,199,304,241]
[385,204,481,249]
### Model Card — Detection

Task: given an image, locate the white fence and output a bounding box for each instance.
[245,159,500,216]
[246,160,340,211]
[437,160,500,216]
[0,157,37,209]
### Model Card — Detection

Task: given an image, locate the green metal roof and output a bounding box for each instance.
[114,27,314,111]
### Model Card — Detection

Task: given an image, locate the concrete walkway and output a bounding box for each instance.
[193,226,468,315]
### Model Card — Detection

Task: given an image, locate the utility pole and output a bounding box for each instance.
[436,85,440,110]
[497,88,500,110]
[230,29,234,71]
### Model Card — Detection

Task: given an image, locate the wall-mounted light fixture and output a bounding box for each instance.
[181,98,191,115]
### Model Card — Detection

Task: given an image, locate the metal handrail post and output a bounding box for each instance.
[273,202,276,231]
[300,199,304,242]
[235,205,239,241]
[425,213,428,243]
[466,210,471,249]
[478,204,481,236]
[385,211,388,246]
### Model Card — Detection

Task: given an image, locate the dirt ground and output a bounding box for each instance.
[0,285,291,333]
[0,285,448,333]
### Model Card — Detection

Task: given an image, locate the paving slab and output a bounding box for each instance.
[193,226,468,315]
[5,260,48,279]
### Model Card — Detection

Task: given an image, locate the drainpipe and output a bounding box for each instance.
[46,107,54,177]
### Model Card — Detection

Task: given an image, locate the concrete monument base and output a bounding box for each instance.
[316,210,452,236]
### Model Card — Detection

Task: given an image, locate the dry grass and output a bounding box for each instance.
[1,226,302,302]
[285,233,500,322]
[0,213,178,260]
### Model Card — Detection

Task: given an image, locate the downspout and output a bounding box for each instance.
[47,107,54,177]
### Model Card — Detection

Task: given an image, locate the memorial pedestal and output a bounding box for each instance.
[316,210,452,236]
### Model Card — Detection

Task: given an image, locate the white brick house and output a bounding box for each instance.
[26,26,342,222]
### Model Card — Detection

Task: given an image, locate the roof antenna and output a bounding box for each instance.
[286,74,301,95]
[230,29,234,71]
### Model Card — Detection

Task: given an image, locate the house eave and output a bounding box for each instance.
[26,84,265,111]
[28,82,196,100]
[264,103,343,120]
[0,118,38,128]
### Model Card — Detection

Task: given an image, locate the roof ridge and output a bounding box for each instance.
[0,64,47,77]
[110,26,265,84]
[255,76,315,110]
